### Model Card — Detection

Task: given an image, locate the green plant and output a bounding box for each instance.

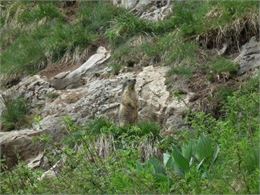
[213,86,234,105]
[0,163,42,194]
[168,66,194,78]
[0,96,29,130]
[164,135,219,176]
[209,57,239,75]
[105,12,148,46]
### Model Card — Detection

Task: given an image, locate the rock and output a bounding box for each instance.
[38,116,67,142]
[39,157,66,180]
[235,36,260,75]
[0,94,6,131]
[0,129,44,169]
[136,66,192,129]
[113,0,139,9]
[0,116,67,169]
[113,0,172,21]
[2,75,55,111]
[27,152,44,169]
[42,65,191,129]
[42,78,124,124]
[138,0,172,21]
[136,66,170,123]
[50,46,111,90]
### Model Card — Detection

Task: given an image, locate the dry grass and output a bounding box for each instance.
[197,13,259,53]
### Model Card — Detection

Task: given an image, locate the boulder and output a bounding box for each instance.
[43,65,191,129]
[50,46,111,90]
[0,116,66,169]
[0,129,44,169]
[2,75,55,111]
[235,36,260,75]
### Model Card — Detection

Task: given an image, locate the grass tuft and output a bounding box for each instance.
[209,57,239,75]
[0,96,30,131]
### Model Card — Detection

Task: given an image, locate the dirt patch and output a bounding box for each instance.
[187,71,242,118]
[40,62,79,79]
[59,0,79,23]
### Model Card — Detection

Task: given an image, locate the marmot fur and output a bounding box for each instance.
[119,79,138,126]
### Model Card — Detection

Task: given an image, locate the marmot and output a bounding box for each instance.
[119,79,138,127]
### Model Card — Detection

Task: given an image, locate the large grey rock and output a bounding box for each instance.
[0,115,66,169]
[136,66,170,123]
[0,129,44,169]
[2,75,55,112]
[136,66,192,129]
[42,65,191,130]
[50,47,111,90]
[235,37,260,75]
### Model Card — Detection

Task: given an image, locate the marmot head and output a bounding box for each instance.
[123,79,136,91]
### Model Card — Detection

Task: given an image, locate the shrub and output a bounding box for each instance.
[0,163,42,194]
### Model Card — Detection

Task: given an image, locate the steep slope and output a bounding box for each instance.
[0,1,259,194]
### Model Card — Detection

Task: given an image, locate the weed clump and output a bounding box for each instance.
[0,96,30,131]
[209,57,239,75]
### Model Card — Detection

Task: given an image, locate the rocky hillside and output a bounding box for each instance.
[0,1,259,194]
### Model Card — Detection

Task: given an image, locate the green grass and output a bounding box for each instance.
[0,1,120,75]
[0,0,258,76]
[209,57,239,74]
[0,96,30,131]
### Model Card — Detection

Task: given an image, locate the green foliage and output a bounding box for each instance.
[136,121,161,137]
[19,2,64,24]
[109,38,144,73]
[0,96,29,131]
[110,63,122,74]
[79,1,124,34]
[164,135,219,176]
[106,13,148,46]
[0,21,95,75]
[190,76,260,193]
[173,0,258,35]
[168,66,194,78]
[86,117,161,139]
[213,85,234,105]
[0,163,42,194]
[209,57,239,74]
[87,117,116,135]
